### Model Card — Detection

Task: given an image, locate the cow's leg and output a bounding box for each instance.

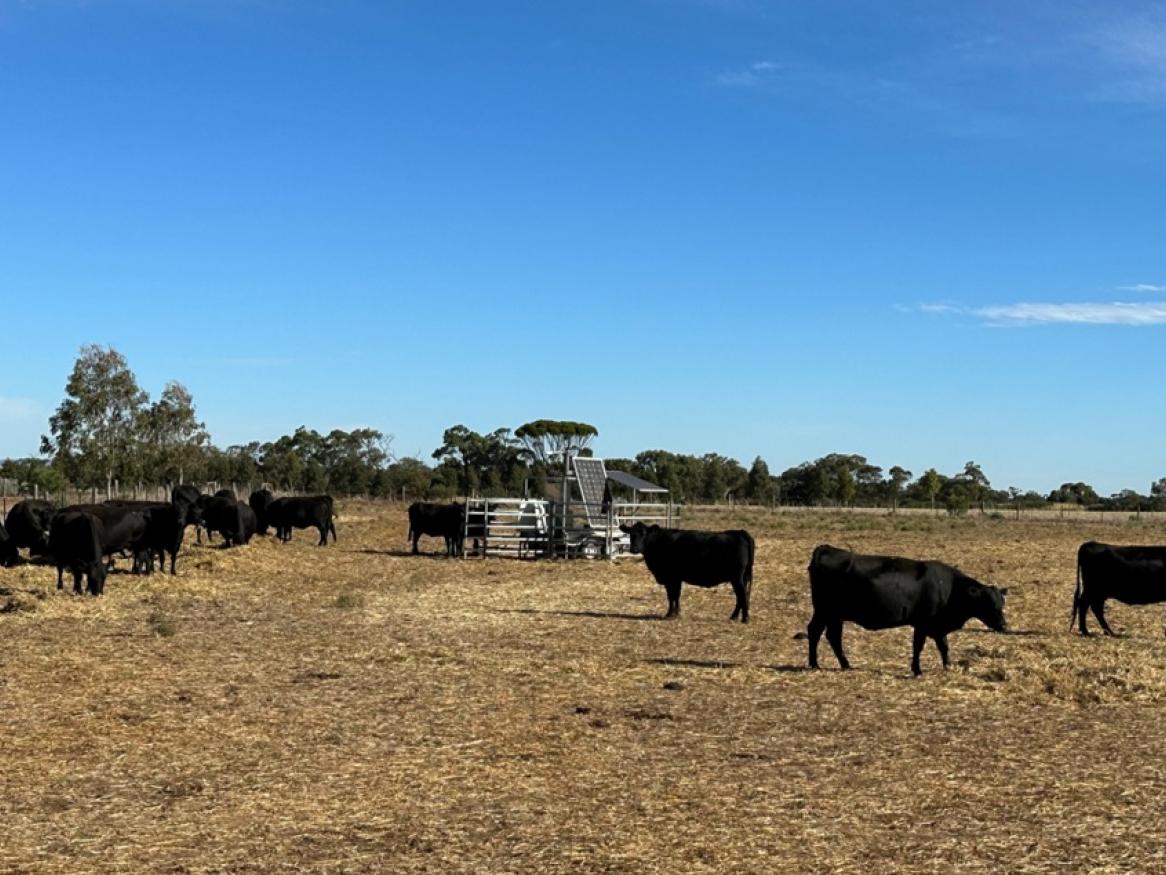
[934,634,950,669]
[664,580,681,618]
[807,613,826,669]
[73,569,83,596]
[412,532,421,555]
[1091,599,1116,636]
[56,565,64,591]
[1076,598,1090,635]
[730,575,749,623]
[911,627,927,676]
[170,549,177,576]
[317,524,327,546]
[825,620,849,670]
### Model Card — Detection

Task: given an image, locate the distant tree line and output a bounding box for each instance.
[3,345,1166,512]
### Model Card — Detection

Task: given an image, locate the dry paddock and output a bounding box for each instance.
[2,504,1166,873]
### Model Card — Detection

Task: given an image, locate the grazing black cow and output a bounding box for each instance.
[106,502,185,575]
[249,489,274,535]
[0,521,17,567]
[215,488,237,501]
[619,523,755,622]
[1072,541,1166,637]
[807,545,1009,676]
[202,496,257,547]
[268,496,336,546]
[407,502,465,556]
[195,494,214,542]
[62,504,150,571]
[48,510,107,595]
[5,499,56,558]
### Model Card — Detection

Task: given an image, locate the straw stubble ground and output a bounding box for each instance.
[3,504,1166,873]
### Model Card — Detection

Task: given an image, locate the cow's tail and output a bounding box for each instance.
[1070,550,1084,631]
[745,532,755,601]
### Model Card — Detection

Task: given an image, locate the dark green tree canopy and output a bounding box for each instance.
[515,420,598,468]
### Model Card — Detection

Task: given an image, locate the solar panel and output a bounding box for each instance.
[572,456,609,526]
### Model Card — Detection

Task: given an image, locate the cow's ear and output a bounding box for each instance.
[1000,587,1009,596]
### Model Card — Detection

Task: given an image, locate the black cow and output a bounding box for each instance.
[619,523,755,622]
[106,502,185,575]
[5,499,56,558]
[195,494,214,542]
[0,521,17,567]
[268,496,336,546]
[49,510,107,595]
[807,545,1008,676]
[408,502,465,557]
[249,489,274,535]
[1072,541,1166,637]
[62,504,150,571]
[202,496,257,547]
[172,485,205,540]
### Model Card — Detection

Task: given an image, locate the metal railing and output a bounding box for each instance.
[462,498,677,559]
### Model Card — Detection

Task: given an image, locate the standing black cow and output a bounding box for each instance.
[249,489,274,535]
[5,499,56,558]
[268,496,336,546]
[407,502,465,557]
[49,510,107,595]
[619,523,755,622]
[172,485,205,542]
[807,545,1008,676]
[202,496,257,547]
[61,504,150,572]
[1072,541,1166,636]
[0,520,17,567]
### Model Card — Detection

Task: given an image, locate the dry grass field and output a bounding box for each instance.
[4,503,1166,873]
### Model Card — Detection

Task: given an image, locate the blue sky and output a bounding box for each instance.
[1,0,1164,494]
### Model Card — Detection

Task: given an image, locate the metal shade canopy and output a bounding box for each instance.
[605,470,668,494]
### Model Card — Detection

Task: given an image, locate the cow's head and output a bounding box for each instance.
[964,579,1008,632]
[619,522,653,554]
[88,561,107,597]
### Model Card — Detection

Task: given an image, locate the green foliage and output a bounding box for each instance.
[0,457,65,495]
[432,425,528,497]
[514,420,598,469]
[1047,481,1100,506]
[139,381,210,485]
[148,611,177,638]
[41,344,149,491]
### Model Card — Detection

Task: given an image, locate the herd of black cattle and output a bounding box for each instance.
[0,488,336,595]
[1,495,1164,675]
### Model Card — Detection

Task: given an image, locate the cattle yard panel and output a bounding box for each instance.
[463,498,553,559]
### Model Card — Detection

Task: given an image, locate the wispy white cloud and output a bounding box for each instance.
[715,60,782,87]
[917,299,1166,327]
[976,302,1166,326]
[1117,283,1166,293]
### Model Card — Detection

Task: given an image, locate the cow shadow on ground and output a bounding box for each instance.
[647,659,818,674]
[963,627,1043,637]
[351,549,459,560]
[497,608,663,622]
[646,657,742,670]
